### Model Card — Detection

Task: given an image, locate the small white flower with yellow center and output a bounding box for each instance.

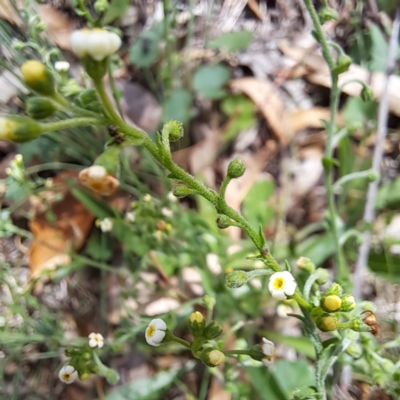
[88,332,105,348]
[261,337,275,367]
[99,218,113,233]
[126,212,135,222]
[161,207,173,217]
[54,61,70,72]
[70,28,121,61]
[78,165,120,196]
[58,365,78,384]
[268,271,297,300]
[208,349,225,366]
[145,318,167,346]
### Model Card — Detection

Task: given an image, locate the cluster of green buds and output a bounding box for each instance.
[144,311,276,368]
[60,332,119,385]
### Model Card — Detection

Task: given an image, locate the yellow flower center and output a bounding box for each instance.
[62,373,71,382]
[273,277,284,290]
[21,60,46,83]
[146,325,155,338]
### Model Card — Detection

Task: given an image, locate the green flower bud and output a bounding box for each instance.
[162,120,184,142]
[82,352,92,360]
[203,321,223,340]
[225,270,248,289]
[79,371,91,381]
[334,54,352,75]
[105,368,120,385]
[75,89,104,113]
[340,294,356,312]
[318,7,339,24]
[26,97,57,119]
[248,344,264,362]
[94,0,109,12]
[316,313,338,332]
[346,343,362,359]
[348,317,371,333]
[0,116,41,142]
[172,185,195,198]
[367,170,379,182]
[227,158,246,179]
[188,311,206,337]
[325,283,343,297]
[82,56,109,80]
[216,214,232,229]
[296,257,315,274]
[321,295,342,312]
[360,85,374,102]
[21,60,55,96]
[315,268,329,285]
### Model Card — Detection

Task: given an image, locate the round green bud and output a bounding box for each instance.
[216,214,232,229]
[172,185,194,198]
[360,85,374,102]
[340,294,356,312]
[227,158,246,179]
[26,97,57,119]
[225,270,248,289]
[325,283,343,296]
[295,257,315,274]
[319,7,339,24]
[367,170,379,182]
[105,368,120,385]
[162,120,184,142]
[203,321,223,340]
[316,313,338,332]
[334,54,352,75]
[21,60,55,96]
[315,268,330,285]
[82,56,108,81]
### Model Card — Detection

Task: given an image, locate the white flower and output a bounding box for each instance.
[126,212,135,222]
[70,28,121,61]
[99,218,113,233]
[59,365,78,384]
[168,191,177,202]
[261,337,275,367]
[88,332,105,348]
[145,318,167,346]
[161,207,173,217]
[268,271,297,300]
[143,194,152,203]
[54,61,70,72]
[78,165,120,196]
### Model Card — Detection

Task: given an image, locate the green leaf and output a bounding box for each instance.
[368,247,400,283]
[70,187,118,219]
[296,233,336,266]
[207,31,253,52]
[242,179,275,229]
[162,90,193,124]
[246,366,287,400]
[129,24,162,68]
[101,0,129,24]
[105,363,195,400]
[221,94,255,116]
[342,97,377,130]
[84,232,114,262]
[368,24,388,72]
[193,65,230,99]
[376,178,400,210]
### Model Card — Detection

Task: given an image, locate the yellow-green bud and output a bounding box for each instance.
[325,283,343,296]
[318,7,339,24]
[21,60,55,96]
[82,352,92,360]
[188,311,205,337]
[216,214,232,229]
[0,116,41,142]
[225,270,247,289]
[295,257,315,273]
[79,372,91,381]
[346,343,362,359]
[105,368,120,384]
[334,54,352,75]
[315,268,329,285]
[321,295,342,312]
[367,170,379,182]
[203,321,223,340]
[201,348,225,367]
[360,85,374,102]
[172,185,194,198]
[227,158,246,179]
[26,97,57,119]
[316,314,338,332]
[162,120,184,142]
[340,294,356,312]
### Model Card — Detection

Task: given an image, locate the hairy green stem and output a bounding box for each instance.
[39,117,103,133]
[170,335,191,349]
[223,349,251,356]
[108,61,124,119]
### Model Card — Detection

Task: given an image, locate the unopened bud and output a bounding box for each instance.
[0,116,41,142]
[172,185,194,198]
[201,349,225,367]
[316,313,338,332]
[227,158,246,179]
[203,294,216,310]
[315,268,329,285]
[105,368,120,385]
[162,120,184,142]
[318,7,339,24]
[367,170,379,182]
[225,270,248,289]
[360,85,374,102]
[21,60,55,95]
[340,294,356,312]
[79,372,91,381]
[334,54,352,75]
[346,343,362,359]
[321,295,342,312]
[26,97,57,119]
[216,214,232,229]
[325,283,343,296]
[295,257,315,273]
[203,321,223,340]
[188,311,205,337]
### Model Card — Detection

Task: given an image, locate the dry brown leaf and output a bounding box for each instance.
[229,77,287,143]
[280,40,400,117]
[29,173,94,279]
[35,5,74,50]
[0,0,23,26]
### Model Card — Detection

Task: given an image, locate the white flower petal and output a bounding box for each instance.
[281,270,295,281]
[70,30,88,58]
[151,318,167,330]
[87,31,111,61]
[151,329,166,344]
[262,357,273,367]
[55,61,70,72]
[271,289,287,301]
[108,32,121,54]
[284,280,297,296]
[88,165,107,179]
[262,338,275,356]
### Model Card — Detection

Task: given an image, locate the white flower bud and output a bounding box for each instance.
[145,318,167,346]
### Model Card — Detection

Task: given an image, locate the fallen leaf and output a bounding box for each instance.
[143,297,180,316]
[229,77,287,143]
[280,40,400,117]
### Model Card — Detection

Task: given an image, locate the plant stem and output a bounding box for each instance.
[108,61,124,119]
[223,349,251,356]
[39,117,104,133]
[76,0,95,25]
[302,0,350,291]
[170,335,191,349]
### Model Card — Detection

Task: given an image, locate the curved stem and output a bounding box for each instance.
[170,335,191,349]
